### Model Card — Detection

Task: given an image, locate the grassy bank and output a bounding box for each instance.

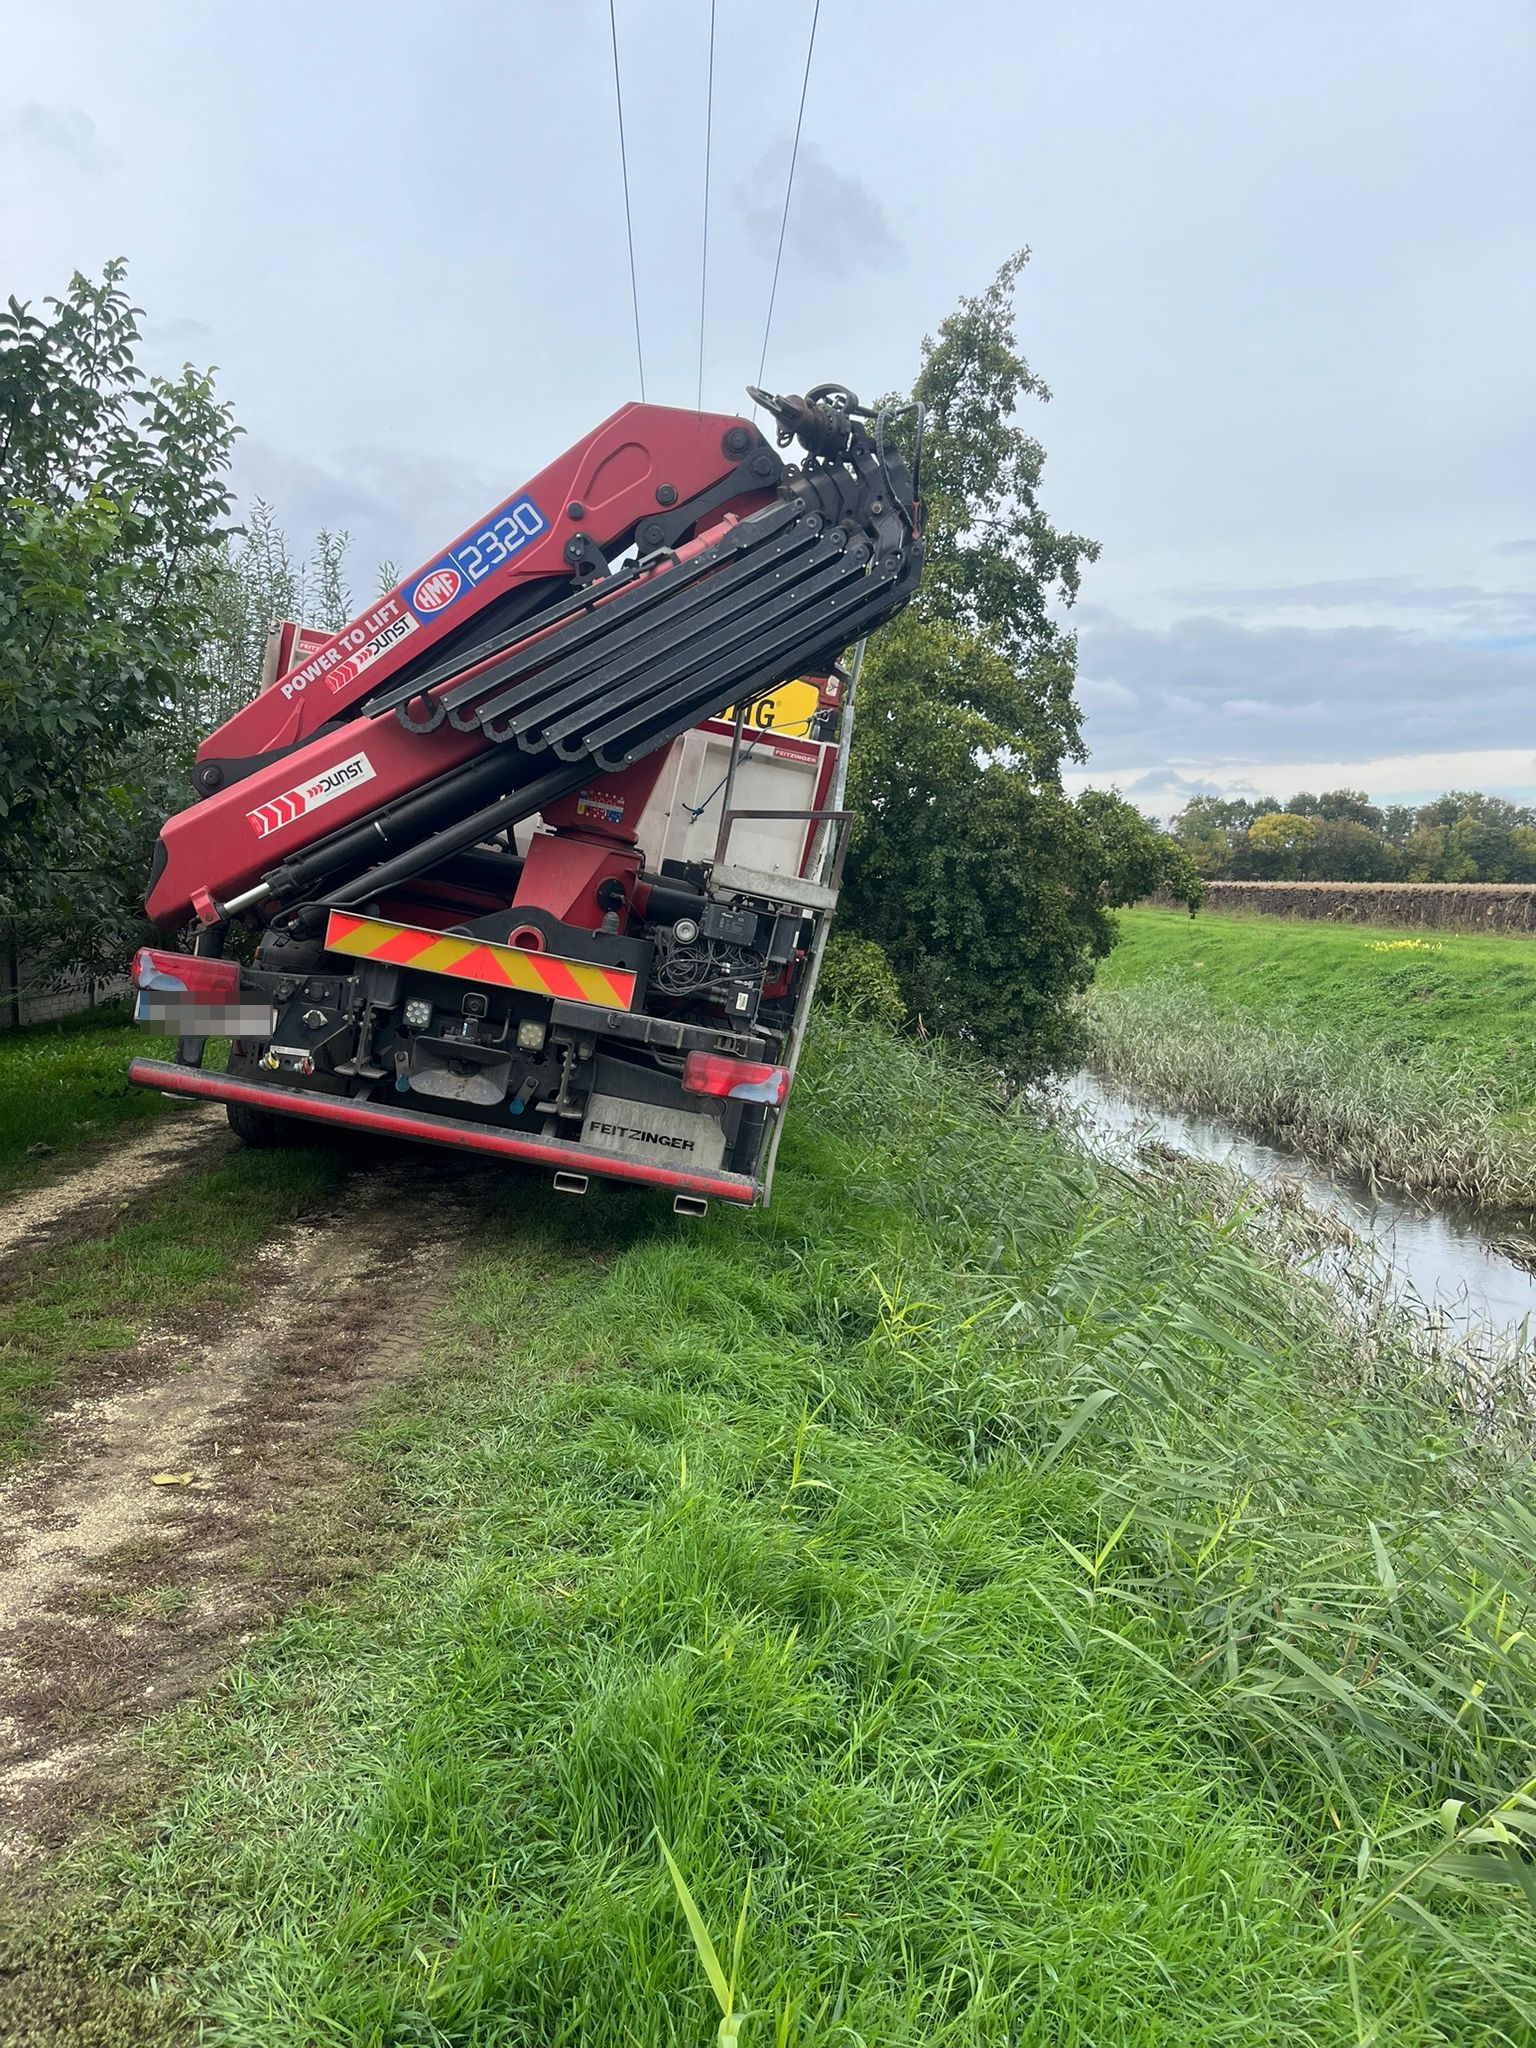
[1085,909,1536,1209]
[21,1021,1536,2044]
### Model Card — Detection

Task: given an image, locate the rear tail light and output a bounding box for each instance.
[132,948,242,1000]
[131,947,272,1034]
[682,1053,790,1105]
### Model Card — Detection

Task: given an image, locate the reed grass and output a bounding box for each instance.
[29,1020,1536,2044]
[1083,972,1536,1214]
[1096,904,1536,1125]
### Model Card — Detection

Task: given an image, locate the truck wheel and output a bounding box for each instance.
[226,1099,291,1147]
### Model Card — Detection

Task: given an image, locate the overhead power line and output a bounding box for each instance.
[697,0,717,411]
[608,0,646,400]
[755,0,822,396]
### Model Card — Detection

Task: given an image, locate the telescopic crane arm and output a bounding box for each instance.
[146,387,922,935]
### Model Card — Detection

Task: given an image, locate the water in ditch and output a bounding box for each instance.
[1059,1070,1536,1354]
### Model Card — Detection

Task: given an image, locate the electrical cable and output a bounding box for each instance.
[681,699,821,825]
[608,0,646,400]
[683,728,769,821]
[696,0,716,411]
[754,0,822,400]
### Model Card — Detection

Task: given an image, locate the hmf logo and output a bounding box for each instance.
[246,751,377,840]
[411,567,462,614]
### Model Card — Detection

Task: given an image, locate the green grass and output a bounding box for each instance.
[1084,911,1536,1211]
[32,1021,1536,2045]
[0,1004,175,1185]
[1099,909,1536,1129]
[0,1143,349,1461]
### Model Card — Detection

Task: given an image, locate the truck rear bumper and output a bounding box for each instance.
[127,1058,761,1205]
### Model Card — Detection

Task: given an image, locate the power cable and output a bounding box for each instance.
[754,0,822,399]
[608,0,646,400]
[696,0,716,411]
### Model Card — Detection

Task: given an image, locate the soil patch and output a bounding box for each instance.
[0,1110,230,1264]
[0,1143,496,1868]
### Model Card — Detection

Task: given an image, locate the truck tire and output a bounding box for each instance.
[225,1099,291,1148]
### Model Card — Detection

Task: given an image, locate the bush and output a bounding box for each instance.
[816,934,906,1029]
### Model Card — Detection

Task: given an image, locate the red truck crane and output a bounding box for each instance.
[127,384,922,1211]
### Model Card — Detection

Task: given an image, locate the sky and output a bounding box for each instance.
[3,0,1533,817]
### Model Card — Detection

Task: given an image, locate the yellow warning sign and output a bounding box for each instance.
[721,677,823,737]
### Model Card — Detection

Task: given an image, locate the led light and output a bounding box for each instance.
[404,998,433,1030]
[672,917,701,945]
[516,1017,547,1052]
[681,1053,790,1105]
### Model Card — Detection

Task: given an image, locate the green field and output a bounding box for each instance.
[1083,909,1536,1209]
[14,1020,1536,2045]
[1098,909,1536,1126]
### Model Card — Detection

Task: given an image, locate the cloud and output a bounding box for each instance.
[1073,606,1536,774]
[231,440,510,588]
[142,315,215,353]
[1121,767,1229,802]
[1494,539,1536,558]
[1066,749,1536,817]
[1076,676,1136,711]
[1125,770,1227,799]
[1164,574,1536,634]
[733,143,902,276]
[0,102,115,174]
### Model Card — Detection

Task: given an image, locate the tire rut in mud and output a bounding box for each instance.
[0,1142,497,1868]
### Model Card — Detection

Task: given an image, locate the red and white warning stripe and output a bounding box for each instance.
[246,750,377,840]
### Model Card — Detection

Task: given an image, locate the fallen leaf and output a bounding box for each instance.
[151,1471,195,1486]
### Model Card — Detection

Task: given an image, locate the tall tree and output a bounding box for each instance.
[841,253,1199,1070]
[187,502,352,757]
[0,260,238,980]
[904,249,1098,776]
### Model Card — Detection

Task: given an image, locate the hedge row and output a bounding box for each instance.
[1149,880,1536,935]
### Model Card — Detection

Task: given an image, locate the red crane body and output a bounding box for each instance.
[149,404,778,928]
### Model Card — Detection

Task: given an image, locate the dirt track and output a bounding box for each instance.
[0,1131,489,1868]
[0,1107,230,1261]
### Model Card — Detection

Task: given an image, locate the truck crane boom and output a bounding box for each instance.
[128,383,921,1210]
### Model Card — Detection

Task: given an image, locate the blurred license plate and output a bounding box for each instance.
[135,992,276,1035]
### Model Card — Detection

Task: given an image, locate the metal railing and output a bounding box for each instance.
[710,805,856,895]
[707,692,856,895]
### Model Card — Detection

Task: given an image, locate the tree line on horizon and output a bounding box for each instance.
[1168,788,1536,885]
